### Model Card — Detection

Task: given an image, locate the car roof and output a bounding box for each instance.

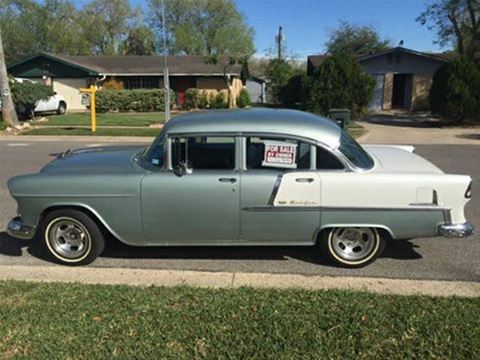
[162,108,341,148]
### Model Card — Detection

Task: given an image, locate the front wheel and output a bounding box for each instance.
[39,209,105,266]
[320,227,385,268]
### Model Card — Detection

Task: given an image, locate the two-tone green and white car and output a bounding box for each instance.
[7,108,474,267]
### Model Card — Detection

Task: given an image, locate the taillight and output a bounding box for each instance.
[465,181,472,199]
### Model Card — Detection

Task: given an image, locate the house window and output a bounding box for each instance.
[124,77,160,89]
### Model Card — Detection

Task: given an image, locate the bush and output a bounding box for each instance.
[304,53,375,118]
[236,88,251,108]
[10,80,54,118]
[280,73,307,106]
[210,91,227,109]
[184,88,199,110]
[430,58,480,124]
[198,91,209,109]
[102,78,124,90]
[95,89,175,113]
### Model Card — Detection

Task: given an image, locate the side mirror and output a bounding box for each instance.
[173,162,187,177]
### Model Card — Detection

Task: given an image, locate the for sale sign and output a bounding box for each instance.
[262,141,298,169]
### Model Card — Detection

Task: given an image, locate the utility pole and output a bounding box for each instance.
[275,26,284,60]
[161,0,171,122]
[0,29,19,128]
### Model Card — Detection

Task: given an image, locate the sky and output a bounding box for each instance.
[234,0,442,59]
[123,0,443,60]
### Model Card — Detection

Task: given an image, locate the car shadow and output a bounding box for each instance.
[0,231,423,265]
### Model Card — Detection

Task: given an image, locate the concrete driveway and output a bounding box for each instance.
[0,137,478,282]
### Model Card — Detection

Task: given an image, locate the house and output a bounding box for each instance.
[7,53,246,110]
[307,47,452,111]
[245,76,266,103]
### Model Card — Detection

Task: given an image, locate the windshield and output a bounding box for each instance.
[142,137,164,167]
[338,132,374,170]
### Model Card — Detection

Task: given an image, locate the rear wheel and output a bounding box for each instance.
[320,227,385,268]
[39,209,105,266]
[56,102,66,115]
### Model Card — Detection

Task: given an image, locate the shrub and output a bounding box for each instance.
[184,88,199,110]
[197,91,209,109]
[10,80,54,119]
[236,88,251,108]
[102,78,124,90]
[210,91,227,109]
[430,58,480,124]
[280,73,307,106]
[304,53,375,118]
[95,89,175,113]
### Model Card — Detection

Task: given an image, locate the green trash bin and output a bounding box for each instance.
[328,108,350,129]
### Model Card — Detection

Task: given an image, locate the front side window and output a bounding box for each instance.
[338,132,374,170]
[246,136,311,170]
[171,136,235,170]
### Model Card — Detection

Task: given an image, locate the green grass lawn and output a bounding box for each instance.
[22,127,161,137]
[43,112,171,127]
[0,281,478,359]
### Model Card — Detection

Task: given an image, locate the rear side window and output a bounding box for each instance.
[246,137,310,170]
[171,136,235,170]
[316,146,344,170]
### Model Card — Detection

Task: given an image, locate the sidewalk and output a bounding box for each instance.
[358,121,480,145]
[1,265,479,297]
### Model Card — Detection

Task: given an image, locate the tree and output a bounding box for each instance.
[120,26,156,55]
[0,0,90,63]
[264,59,295,104]
[0,29,19,127]
[430,58,480,123]
[305,53,375,117]
[417,0,480,61]
[326,20,391,56]
[148,0,254,57]
[81,0,133,55]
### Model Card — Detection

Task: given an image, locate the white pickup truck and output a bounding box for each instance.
[12,78,67,115]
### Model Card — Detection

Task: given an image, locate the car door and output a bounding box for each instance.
[141,135,240,244]
[240,136,321,243]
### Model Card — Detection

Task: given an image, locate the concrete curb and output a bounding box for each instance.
[1,265,479,298]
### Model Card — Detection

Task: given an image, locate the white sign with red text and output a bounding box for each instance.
[262,141,298,169]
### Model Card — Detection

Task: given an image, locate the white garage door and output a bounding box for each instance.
[369,74,384,111]
[53,78,87,111]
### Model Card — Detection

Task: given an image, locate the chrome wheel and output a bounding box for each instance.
[329,227,378,262]
[45,217,91,261]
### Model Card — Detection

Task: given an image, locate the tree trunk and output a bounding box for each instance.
[0,29,19,128]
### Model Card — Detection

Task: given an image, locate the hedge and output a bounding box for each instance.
[430,58,480,124]
[95,89,175,113]
[183,88,228,110]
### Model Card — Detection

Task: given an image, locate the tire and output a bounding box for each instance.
[319,227,385,268]
[39,209,105,266]
[56,102,67,115]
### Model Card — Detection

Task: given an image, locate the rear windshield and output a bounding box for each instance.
[338,132,374,170]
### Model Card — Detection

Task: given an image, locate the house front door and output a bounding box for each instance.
[175,77,195,107]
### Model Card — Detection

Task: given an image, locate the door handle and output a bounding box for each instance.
[218,177,237,183]
[295,177,314,183]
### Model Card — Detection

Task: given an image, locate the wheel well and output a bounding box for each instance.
[315,226,393,243]
[40,205,113,239]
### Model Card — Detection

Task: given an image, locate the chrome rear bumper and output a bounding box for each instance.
[438,222,474,238]
[7,216,36,240]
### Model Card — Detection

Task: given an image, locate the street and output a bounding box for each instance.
[0,138,478,282]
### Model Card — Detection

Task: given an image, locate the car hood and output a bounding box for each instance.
[40,145,147,174]
[363,145,444,174]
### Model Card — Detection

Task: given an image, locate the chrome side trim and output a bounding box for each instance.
[243,205,449,212]
[267,175,283,206]
[7,216,36,240]
[438,223,474,238]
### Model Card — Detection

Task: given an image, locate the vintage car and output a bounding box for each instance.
[7,108,474,267]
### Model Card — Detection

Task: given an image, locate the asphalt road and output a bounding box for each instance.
[0,138,478,282]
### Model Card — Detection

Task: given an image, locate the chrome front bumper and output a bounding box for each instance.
[438,222,475,238]
[7,216,36,240]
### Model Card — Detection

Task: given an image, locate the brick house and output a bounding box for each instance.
[7,53,246,110]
